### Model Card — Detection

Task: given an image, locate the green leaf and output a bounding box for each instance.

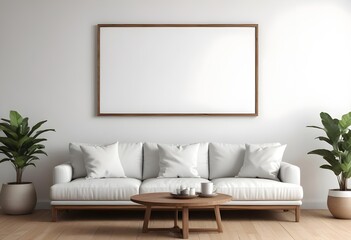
[21,138,47,150]
[32,138,47,144]
[0,123,12,130]
[13,156,27,168]
[27,156,39,162]
[341,131,351,152]
[341,161,351,173]
[315,136,332,145]
[308,149,340,167]
[343,152,351,164]
[339,112,351,130]
[32,129,55,139]
[345,169,351,178]
[342,139,351,152]
[18,136,30,149]
[27,145,39,155]
[320,165,341,176]
[320,112,341,145]
[1,130,17,140]
[9,111,23,127]
[19,118,30,136]
[0,158,12,164]
[320,164,333,170]
[338,142,345,152]
[28,120,47,137]
[307,125,325,130]
[308,149,335,159]
[320,164,342,175]
[0,146,13,158]
[24,163,36,167]
[0,137,18,150]
[0,123,18,139]
[36,144,45,149]
[1,118,10,123]
[2,130,16,140]
[32,150,47,156]
[27,144,45,154]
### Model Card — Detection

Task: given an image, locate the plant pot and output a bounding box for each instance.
[327,189,351,219]
[0,182,37,215]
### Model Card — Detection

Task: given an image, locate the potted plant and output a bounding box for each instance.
[308,111,351,219]
[0,111,54,214]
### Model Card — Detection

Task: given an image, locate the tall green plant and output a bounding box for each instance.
[308,112,351,191]
[0,111,55,183]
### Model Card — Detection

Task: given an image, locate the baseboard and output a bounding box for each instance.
[36,200,328,210]
[0,201,51,210]
[36,201,51,209]
[301,200,327,209]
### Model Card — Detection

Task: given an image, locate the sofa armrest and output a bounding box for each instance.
[53,163,73,185]
[279,162,300,185]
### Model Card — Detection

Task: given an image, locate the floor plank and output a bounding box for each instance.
[0,209,350,240]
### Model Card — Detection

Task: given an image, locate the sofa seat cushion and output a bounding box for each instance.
[140,178,210,193]
[51,178,141,201]
[212,178,303,201]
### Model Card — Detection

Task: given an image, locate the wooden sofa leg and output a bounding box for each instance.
[295,206,300,222]
[52,207,58,222]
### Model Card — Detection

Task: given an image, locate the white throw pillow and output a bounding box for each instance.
[237,144,287,180]
[157,143,200,178]
[80,142,126,179]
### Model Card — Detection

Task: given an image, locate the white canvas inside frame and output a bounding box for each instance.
[99,26,257,115]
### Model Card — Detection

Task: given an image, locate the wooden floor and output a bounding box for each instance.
[0,209,350,240]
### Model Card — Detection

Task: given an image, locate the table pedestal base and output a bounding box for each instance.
[142,206,223,239]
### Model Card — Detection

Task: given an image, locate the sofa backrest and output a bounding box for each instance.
[143,142,209,180]
[69,142,282,181]
[118,142,143,180]
[209,143,245,179]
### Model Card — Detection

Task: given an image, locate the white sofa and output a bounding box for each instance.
[50,142,303,222]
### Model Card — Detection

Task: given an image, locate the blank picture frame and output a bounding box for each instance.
[98,24,258,116]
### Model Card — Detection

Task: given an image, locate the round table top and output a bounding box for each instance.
[131,192,232,207]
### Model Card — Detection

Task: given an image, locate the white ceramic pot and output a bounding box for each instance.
[327,189,351,219]
[0,182,37,215]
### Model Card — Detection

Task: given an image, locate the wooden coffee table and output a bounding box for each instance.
[131,192,231,239]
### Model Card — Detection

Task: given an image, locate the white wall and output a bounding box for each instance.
[0,0,351,209]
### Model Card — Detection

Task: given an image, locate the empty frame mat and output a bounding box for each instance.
[98,24,258,116]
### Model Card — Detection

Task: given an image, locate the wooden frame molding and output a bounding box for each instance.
[51,205,300,223]
[97,24,259,116]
